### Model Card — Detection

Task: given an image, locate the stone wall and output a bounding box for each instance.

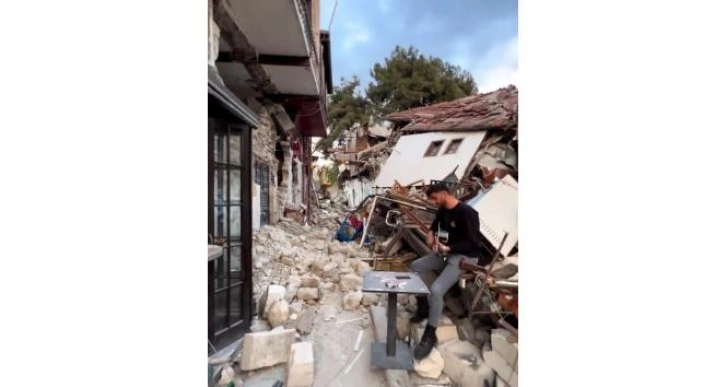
[208,0,220,66]
[252,106,281,224]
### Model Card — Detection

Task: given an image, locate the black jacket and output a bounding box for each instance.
[430,202,481,257]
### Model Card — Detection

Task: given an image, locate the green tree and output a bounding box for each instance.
[366,46,478,115]
[319,76,370,151]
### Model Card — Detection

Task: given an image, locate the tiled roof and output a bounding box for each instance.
[385,85,518,132]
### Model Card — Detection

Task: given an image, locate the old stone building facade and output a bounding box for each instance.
[250,106,279,227]
[250,104,304,227]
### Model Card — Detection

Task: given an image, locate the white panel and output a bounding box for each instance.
[227,0,308,56]
[343,178,374,207]
[374,131,487,188]
[467,176,518,256]
[263,65,318,95]
[252,183,261,231]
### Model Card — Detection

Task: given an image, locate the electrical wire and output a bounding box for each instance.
[328,0,340,31]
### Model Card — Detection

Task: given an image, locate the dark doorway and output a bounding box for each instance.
[208,117,253,352]
[254,159,270,226]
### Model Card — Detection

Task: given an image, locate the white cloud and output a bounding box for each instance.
[471,36,519,93]
[341,21,371,52]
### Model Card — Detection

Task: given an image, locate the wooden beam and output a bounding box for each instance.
[213,0,277,95]
[258,54,310,67]
[218,53,311,68]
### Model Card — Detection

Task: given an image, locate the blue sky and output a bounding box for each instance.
[320,0,518,94]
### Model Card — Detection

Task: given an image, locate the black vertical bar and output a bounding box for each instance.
[386,292,397,356]
[208,259,215,346]
[240,125,253,325]
[208,119,215,345]
[225,126,231,326]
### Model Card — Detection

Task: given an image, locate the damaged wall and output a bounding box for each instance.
[374,131,487,188]
[342,178,374,208]
[252,106,281,224]
[208,0,220,66]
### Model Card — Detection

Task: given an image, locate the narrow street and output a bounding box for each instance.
[207,0,518,386]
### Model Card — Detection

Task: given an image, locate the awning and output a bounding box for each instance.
[208,65,260,127]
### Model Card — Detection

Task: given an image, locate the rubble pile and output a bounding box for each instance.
[252,219,375,317]
[215,88,521,387]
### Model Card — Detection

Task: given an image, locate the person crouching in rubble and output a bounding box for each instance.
[410,183,481,360]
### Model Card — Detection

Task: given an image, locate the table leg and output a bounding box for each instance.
[386,292,397,356]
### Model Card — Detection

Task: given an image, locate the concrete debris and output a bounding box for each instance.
[267,300,290,328]
[321,263,339,279]
[342,290,363,310]
[297,287,319,302]
[287,341,315,387]
[483,350,518,387]
[238,328,295,371]
[361,292,378,306]
[289,300,304,316]
[300,274,321,288]
[491,328,518,372]
[286,276,303,302]
[354,260,372,276]
[296,307,316,336]
[413,347,445,379]
[438,339,495,387]
[217,365,236,386]
[263,285,286,318]
[339,273,363,292]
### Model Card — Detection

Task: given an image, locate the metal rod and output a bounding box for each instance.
[354,330,364,352]
[469,232,509,319]
[492,280,518,289]
[343,348,365,375]
[359,195,378,247]
[386,293,397,356]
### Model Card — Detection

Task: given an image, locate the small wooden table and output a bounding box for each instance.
[362,271,430,370]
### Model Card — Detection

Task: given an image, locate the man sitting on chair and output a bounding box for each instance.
[410,183,481,359]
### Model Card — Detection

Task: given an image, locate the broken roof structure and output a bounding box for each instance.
[386,85,518,133]
[375,85,518,192]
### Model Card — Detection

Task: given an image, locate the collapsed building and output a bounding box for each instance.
[212,87,519,387]
[328,85,518,209]
[286,85,520,386]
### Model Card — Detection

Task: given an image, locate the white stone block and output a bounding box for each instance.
[413,346,445,379]
[438,339,494,387]
[483,350,518,387]
[263,285,286,318]
[491,328,518,371]
[238,329,295,371]
[287,341,314,387]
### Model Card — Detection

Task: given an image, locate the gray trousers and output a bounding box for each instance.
[410,252,478,327]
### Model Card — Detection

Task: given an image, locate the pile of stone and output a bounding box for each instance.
[216,326,314,387]
[402,314,518,387]
[252,221,381,333]
[248,219,519,387]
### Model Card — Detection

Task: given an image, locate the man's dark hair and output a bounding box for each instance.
[425,183,451,197]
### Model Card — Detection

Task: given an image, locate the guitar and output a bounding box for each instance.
[434,225,450,257]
